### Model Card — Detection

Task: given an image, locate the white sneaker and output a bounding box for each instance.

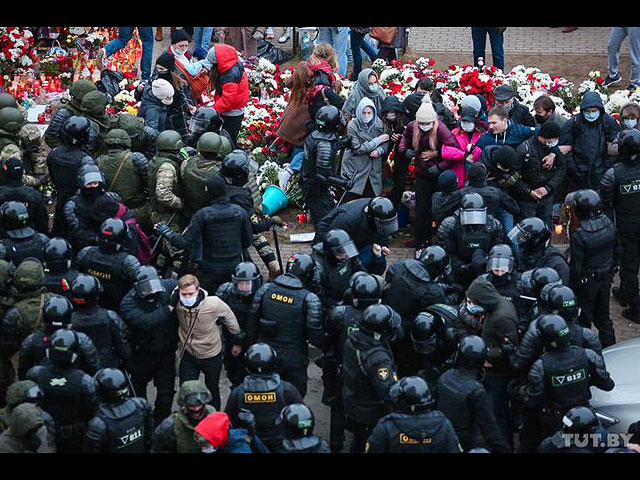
[96,48,106,71]
[266,27,275,39]
[279,27,292,43]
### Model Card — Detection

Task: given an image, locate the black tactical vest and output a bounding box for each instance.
[3,234,46,265]
[98,401,147,453]
[38,366,84,427]
[71,308,116,368]
[260,282,308,353]
[239,375,286,444]
[541,347,591,412]
[454,217,494,261]
[436,368,483,448]
[80,248,130,307]
[613,161,640,225]
[384,260,431,318]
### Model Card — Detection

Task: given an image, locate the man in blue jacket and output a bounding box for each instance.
[476,106,538,150]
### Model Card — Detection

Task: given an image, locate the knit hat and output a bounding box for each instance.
[155,52,176,73]
[415,96,437,123]
[467,162,487,181]
[437,170,458,193]
[151,79,174,105]
[460,95,482,115]
[171,29,190,45]
[90,195,120,224]
[3,157,23,179]
[195,412,230,449]
[538,121,561,139]
[494,145,520,171]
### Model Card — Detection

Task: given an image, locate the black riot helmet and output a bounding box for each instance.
[486,244,515,275]
[60,116,91,146]
[43,295,73,332]
[537,314,570,349]
[518,267,561,299]
[189,106,223,135]
[1,201,33,239]
[322,229,358,265]
[619,128,640,158]
[351,273,382,309]
[43,237,72,273]
[276,403,316,439]
[572,189,602,221]
[98,218,128,253]
[411,312,443,355]
[342,271,369,305]
[220,149,258,186]
[562,406,600,435]
[508,217,551,252]
[365,197,398,237]
[70,273,102,309]
[459,193,487,226]
[539,284,578,322]
[389,376,435,412]
[245,343,278,375]
[454,335,487,369]
[314,105,341,133]
[231,262,263,297]
[285,254,316,288]
[360,304,401,338]
[46,329,79,366]
[94,368,129,404]
[134,266,166,303]
[419,245,449,279]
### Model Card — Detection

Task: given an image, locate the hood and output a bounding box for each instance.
[274,273,304,289]
[207,43,239,73]
[381,95,404,114]
[467,276,502,310]
[355,97,377,127]
[177,380,212,407]
[8,403,43,437]
[580,91,605,113]
[357,68,376,91]
[5,380,38,409]
[620,102,640,120]
[580,213,611,233]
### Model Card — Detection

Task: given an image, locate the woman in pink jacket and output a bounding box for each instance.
[441,106,486,188]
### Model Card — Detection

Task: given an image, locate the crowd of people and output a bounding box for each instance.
[0,27,638,454]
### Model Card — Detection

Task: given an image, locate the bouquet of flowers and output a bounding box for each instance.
[0,28,38,80]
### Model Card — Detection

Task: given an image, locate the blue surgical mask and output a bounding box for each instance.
[583,110,600,122]
[369,84,378,92]
[623,118,638,129]
[466,303,486,315]
[180,295,198,308]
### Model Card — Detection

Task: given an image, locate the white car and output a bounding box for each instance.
[590,338,640,433]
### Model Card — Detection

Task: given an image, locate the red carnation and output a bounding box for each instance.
[596,77,604,85]
[428,59,435,67]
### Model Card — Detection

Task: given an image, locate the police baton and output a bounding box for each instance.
[124,370,137,398]
[336,171,358,208]
[151,211,178,258]
[272,225,284,273]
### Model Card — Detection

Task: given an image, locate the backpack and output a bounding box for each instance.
[114,203,153,265]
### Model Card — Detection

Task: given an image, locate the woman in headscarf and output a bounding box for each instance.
[342,68,386,122]
[340,97,390,203]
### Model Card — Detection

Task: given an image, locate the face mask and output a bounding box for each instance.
[180,295,198,307]
[201,445,217,453]
[173,46,188,56]
[546,140,559,148]
[623,118,638,129]
[419,123,433,132]
[386,112,396,121]
[535,114,548,124]
[583,110,600,122]
[161,97,174,106]
[369,84,378,92]
[461,121,475,133]
[362,113,374,123]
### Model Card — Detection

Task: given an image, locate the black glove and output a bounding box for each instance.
[314,173,327,185]
[183,146,197,157]
[155,223,173,238]
[338,135,351,150]
[38,175,47,186]
[237,408,256,436]
[169,290,180,308]
[426,165,440,178]
[471,249,488,272]
[404,148,416,161]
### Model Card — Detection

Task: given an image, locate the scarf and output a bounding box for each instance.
[305,60,336,103]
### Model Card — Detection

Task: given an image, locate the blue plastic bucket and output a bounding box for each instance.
[261,185,288,216]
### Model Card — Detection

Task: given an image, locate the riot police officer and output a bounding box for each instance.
[568,189,618,347]
[312,229,364,308]
[18,294,100,379]
[97,128,151,230]
[314,196,397,273]
[181,132,225,217]
[434,193,505,289]
[114,113,159,161]
[274,403,331,453]
[43,237,79,298]
[0,201,49,265]
[601,129,640,321]
[342,304,401,453]
[187,106,234,148]
[215,262,263,388]
[120,265,178,426]
[539,406,610,453]
[435,335,511,453]
[0,157,48,235]
[47,116,95,236]
[75,218,141,311]
[84,368,153,453]
[516,266,563,334]
[301,105,351,225]
[220,149,283,279]
[508,217,570,284]
[224,343,303,452]
[366,376,462,453]
[69,273,132,372]
[419,245,463,304]
[80,91,117,155]
[26,329,99,453]
[517,314,614,438]
[251,254,324,397]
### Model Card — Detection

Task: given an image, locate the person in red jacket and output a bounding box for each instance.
[205,44,250,147]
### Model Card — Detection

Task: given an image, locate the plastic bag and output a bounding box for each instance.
[256,40,292,65]
[96,69,125,103]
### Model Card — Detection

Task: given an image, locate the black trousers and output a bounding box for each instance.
[576,278,617,348]
[179,351,224,411]
[349,421,373,453]
[302,185,335,227]
[276,353,308,398]
[390,152,410,211]
[130,350,176,426]
[414,175,437,247]
[517,196,554,230]
[221,113,244,148]
[619,227,640,310]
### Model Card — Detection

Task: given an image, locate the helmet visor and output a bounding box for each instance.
[248,158,259,175]
[375,216,399,236]
[486,257,514,274]
[507,225,529,246]
[189,117,208,134]
[232,278,259,296]
[136,278,165,299]
[460,209,486,226]
[331,241,359,263]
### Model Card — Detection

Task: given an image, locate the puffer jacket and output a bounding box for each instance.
[137,84,168,132]
[441,127,484,188]
[513,136,566,201]
[397,120,459,179]
[209,43,249,114]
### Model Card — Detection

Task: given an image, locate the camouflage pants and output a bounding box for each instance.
[252,233,276,266]
[151,211,188,272]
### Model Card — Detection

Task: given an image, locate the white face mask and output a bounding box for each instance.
[419,123,433,132]
[180,295,197,307]
[362,112,374,123]
[173,46,188,56]
[623,118,638,129]
[386,112,397,121]
[161,97,174,106]
[461,121,475,133]
[546,139,559,148]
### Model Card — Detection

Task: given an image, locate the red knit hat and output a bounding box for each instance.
[195,412,230,448]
